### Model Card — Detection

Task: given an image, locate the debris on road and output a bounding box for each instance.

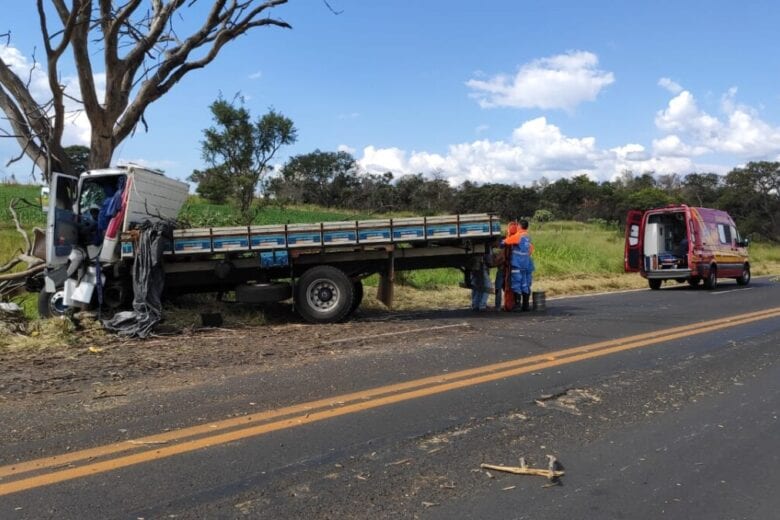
[480,455,564,483]
[535,388,601,415]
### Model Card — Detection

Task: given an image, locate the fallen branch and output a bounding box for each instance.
[0,263,44,281]
[0,197,44,289]
[480,455,564,482]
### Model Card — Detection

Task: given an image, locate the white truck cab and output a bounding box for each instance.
[40,165,188,316]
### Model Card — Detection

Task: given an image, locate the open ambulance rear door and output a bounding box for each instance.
[624,210,644,272]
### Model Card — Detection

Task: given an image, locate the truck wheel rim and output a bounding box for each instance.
[49,291,67,315]
[307,279,339,312]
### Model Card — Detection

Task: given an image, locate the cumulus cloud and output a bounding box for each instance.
[466,51,615,111]
[655,85,780,158]
[337,144,356,154]
[358,117,611,185]
[357,81,780,186]
[0,44,102,146]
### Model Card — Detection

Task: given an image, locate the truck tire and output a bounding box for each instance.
[38,288,68,318]
[688,276,701,287]
[350,280,364,314]
[703,265,718,290]
[736,264,751,286]
[648,279,662,290]
[295,266,354,324]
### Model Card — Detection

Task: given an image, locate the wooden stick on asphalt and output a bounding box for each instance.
[480,455,564,481]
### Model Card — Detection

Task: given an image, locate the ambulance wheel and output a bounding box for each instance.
[688,277,701,287]
[703,266,718,290]
[38,288,69,318]
[736,264,751,286]
[648,279,662,290]
[350,280,364,314]
[295,266,354,324]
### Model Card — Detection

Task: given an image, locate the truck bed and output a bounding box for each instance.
[120,213,501,260]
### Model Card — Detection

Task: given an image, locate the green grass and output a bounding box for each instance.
[2,183,780,307]
[0,184,45,227]
[179,197,374,227]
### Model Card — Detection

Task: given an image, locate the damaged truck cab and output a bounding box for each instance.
[40,165,188,317]
[624,204,750,290]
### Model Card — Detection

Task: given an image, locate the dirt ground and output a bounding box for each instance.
[0,304,479,403]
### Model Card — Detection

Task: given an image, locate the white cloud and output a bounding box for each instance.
[358,118,610,185]
[658,77,683,94]
[337,144,356,154]
[475,124,490,134]
[655,85,780,159]
[248,70,262,80]
[360,146,408,174]
[356,84,780,186]
[466,50,615,111]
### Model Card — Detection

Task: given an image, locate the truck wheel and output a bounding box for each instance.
[703,266,718,290]
[350,280,364,314]
[38,288,68,318]
[736,264,751,286]
[295,266,354,324]
[648,279,662,290]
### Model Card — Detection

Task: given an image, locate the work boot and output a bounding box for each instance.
[521,293,530,311]
[512,292,523,312]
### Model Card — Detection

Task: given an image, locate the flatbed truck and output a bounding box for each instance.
[35,165,501,323]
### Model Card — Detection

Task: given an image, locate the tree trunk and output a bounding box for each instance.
[89,131,114,169]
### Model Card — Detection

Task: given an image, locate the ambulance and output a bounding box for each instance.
[624,205,750,289]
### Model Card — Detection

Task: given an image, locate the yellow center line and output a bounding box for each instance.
[1,307,778,497]
[3,307,775,479]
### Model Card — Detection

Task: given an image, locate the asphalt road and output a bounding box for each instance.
[2,277,779,519]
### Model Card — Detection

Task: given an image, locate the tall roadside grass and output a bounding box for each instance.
[179,197,374,227]
[748,241,780,275]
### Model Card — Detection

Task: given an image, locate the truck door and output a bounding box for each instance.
[45,172,79,266]
[624,210,644,272]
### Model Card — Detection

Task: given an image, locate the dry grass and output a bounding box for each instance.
[361,273,651,312]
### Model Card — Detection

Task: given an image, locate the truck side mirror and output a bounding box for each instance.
[737,238,749,247]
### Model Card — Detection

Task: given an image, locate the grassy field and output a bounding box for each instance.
[2,183,780,323]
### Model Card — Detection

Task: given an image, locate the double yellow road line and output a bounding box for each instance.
[2,306,779,496]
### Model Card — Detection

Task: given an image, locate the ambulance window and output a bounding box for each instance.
[717,224,731,244]
[730,226,738,243]
[628,224,640,246]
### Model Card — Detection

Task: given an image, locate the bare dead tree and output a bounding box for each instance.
[0,1,292,182]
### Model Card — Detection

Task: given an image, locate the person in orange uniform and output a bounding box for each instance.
[502,219,535,311]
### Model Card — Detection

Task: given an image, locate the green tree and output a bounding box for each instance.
[720,161,780,241]
[63,145,90,174]
[680,172,722,207]
[188,167,232,205]
[200,98,297,218]
[272,150,357,207]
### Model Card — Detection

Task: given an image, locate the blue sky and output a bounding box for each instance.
[2,0,780,186]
